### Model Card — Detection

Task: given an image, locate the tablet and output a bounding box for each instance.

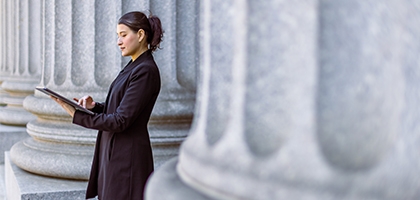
[35,87,95,115]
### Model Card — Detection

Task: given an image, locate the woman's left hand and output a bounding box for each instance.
[51,96,76,117]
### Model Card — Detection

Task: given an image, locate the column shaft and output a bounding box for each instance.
[147,1,420,200]
[10,0,198,180]
[11,0,119,180]
[0,0,41,125]
[0,0,10,105]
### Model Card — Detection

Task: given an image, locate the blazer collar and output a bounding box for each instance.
[120,50,152,73]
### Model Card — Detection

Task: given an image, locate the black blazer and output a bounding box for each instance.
[73,50,161,200]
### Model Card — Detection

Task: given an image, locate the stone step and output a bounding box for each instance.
[0,164,5,200]
[5,152,88,200]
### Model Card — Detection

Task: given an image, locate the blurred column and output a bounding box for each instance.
[0,0,41,125]
[174,0,319,199]
[147,0,420,200]
[10,0,121,180]
[147,0,319,199]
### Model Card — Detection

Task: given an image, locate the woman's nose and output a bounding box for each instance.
[117,38,122,45]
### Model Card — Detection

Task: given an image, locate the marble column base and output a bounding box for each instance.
[0,79,38,125]
[9,96,97,181]
[0,78,9,106]
[0,88,7,106]
[149,121,190,169]
[0,106,36,126]
[5,152,88,200]
[10,138,93,180]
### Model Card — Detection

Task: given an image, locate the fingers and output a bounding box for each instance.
[75,95,93,108]
[51,96,68,109]
[77,98,83,107]
[77,96,87,107]
[50,96,60,104]
[82,98,87,108]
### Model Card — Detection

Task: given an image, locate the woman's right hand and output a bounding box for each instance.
[74,96,96,110]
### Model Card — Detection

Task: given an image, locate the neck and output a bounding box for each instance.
[131,45,149,61]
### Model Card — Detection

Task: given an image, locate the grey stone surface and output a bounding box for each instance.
[0,0,41,126]
[0,105,36,126]
[5,152,87,200]
[10,138,94,180]
[146,0,198,166]
[0,124,28,164]
[10,0,108,180]
[0,164,4,200]
[0,88,7,106]
[13,95,97,180]
[147,0,420,200]
[7,0,196,182]
[0,0,11,107]
[318,0,404,171]
[145,158,212,200]
[0,0,4,80]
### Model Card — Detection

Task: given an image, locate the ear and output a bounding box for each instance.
[137,29,146,43]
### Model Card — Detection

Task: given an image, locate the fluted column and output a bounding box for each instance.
[147,0,420,199]
[147,0,198,167]
[175,0,318,199]
[0,0,41,125]
[122,0,198,167]
[0,0,10,106]
[10,0,122,180]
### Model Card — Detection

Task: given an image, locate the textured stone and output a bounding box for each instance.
[0,124,28,164]
[145,158,212,200]
[0,0,41,126]
[0,164,5,200]
[317,0,404,171]
[146,0,198,166]
[10,0,110,180]
[146,0,420,200]
[5,152,88,200]
[8,0,197,183]
[10,138,93,180]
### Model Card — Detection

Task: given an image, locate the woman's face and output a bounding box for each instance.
[117,24,142,58]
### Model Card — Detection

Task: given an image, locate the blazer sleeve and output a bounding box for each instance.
[91,102,105,113]
[73,64,159,132]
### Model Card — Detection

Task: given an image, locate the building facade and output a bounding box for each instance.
[1,0,420,200]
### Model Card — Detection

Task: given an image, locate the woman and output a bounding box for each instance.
[53,11,163,200]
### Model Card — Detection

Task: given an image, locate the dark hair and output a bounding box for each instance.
[118,11,163,52]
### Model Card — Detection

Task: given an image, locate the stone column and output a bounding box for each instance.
[173,0,318,199]
[147,0,420,200]
[10,0,121,180]
[0,0,41,125]
[121,0,198,168]
[147,0,198,168]
[0,0,9,106]
[0,0,28,161]
[10,0,197,180]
